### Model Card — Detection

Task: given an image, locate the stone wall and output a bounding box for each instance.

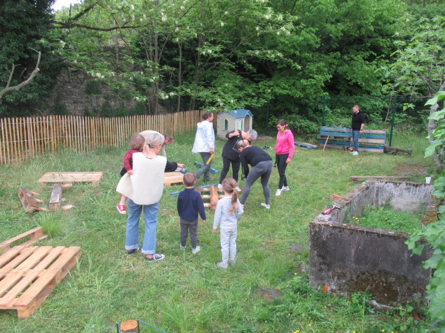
[45,68,137,116]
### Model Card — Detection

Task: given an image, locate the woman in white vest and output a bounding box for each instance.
[117,131,167,261]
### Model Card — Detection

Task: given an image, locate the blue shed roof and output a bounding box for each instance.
[217,109,254,119]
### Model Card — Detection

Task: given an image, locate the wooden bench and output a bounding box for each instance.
[0,228,81,318]
[318,126,386,153]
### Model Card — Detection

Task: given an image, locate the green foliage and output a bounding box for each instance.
[407,91,445,329]
[269,113,320,137]
[0,0,64,117]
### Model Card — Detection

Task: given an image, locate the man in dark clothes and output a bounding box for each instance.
[351,105,365,156]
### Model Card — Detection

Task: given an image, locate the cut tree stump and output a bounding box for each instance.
[49,184,63,210]
[120,320,138,332]
[18,188,46,213]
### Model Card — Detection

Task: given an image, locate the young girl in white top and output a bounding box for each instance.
[213,177,244,269]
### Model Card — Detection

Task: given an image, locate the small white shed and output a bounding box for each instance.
[216,109,254,139]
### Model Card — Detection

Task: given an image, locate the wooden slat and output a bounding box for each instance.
[350,176,409,182]
[0,227,46,254]
[37,172,103,185]
[14,247,81,307]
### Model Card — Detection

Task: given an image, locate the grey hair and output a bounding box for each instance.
[145,131,165,148]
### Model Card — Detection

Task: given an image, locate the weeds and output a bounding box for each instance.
[0,132,436,332]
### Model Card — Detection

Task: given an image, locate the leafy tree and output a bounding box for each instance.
[0,0,63,117]
[382,15,445,166]
[407,91,445,330]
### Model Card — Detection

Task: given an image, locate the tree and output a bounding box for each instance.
[0,0,62,117]
[382,16,445,166]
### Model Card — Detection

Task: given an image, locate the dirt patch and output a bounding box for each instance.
[393,164,428,175]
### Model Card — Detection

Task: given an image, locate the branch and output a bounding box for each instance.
[51,21,139,31]
[0,49,41,99]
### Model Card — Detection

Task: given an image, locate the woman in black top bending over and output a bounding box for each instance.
[236,139,273,209]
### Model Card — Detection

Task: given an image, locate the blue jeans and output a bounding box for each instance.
[125,199,159,255]
[352,130,360,152]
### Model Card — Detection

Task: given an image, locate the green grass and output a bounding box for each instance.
[0,132,437,333]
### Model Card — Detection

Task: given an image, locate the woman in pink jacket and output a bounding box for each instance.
[274,119,295,196]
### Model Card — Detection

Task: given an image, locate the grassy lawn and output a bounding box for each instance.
[0,131,437,333]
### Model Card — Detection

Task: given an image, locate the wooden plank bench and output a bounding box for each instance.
[0,228,81,318]
[350,176,409,183]
[37,172,103,185]
[318,126,386,153]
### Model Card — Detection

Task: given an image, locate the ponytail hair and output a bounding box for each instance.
[277,119,288,128]
[222,177,238,215]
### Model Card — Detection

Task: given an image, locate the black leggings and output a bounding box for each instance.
[219,156,240,183]
[276,154,289,189]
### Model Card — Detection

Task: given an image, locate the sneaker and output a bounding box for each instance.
[126,248,138,255]
[229,259,236,265]
[217,262,228,269]
[117,204,126,214]
[146,254,165,262]
[281,186,290,192]
[180,246,186,250]
[261,203,270,209]
[192,246,201,254]
[217,184,223,191]
[275,189,282,196]
[352,151,359,156]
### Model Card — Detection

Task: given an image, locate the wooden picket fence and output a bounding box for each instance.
[0,110,202,165]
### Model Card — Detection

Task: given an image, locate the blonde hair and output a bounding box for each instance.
[222,177,238,215]
[146,131,165,148]
[236,139,250,150]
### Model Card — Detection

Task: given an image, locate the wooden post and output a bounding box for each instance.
[323,136,330,151]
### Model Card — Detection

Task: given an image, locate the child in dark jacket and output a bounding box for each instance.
[177,173,206,254]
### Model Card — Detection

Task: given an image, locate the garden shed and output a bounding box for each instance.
[216,109,254,139]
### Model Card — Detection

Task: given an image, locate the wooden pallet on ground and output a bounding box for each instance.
[350,176,409,183]
[37,172,103,185]
[0,228,81,318]
[0,227,47,255]
[18,188,47,214]
[196,185,224,211]
[164,172,184,186]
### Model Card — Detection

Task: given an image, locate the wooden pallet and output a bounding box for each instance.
[0,228,81,318]
[18,188,47,214]
[350,176,409,182]
[196,185,224,212]
[0,227,47,255]
[164,172,184,186]
[37,172,103,185]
